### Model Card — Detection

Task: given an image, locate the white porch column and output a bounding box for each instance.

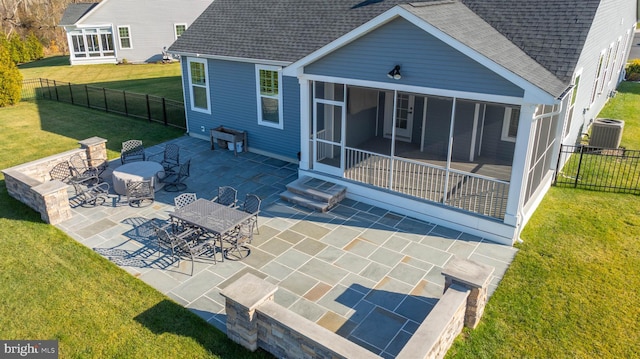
[504,103,537,227]
[299,78,310,170]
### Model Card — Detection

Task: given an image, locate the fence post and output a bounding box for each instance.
[123,91,128,116]
[162,97,167,126]
[103,88,108,112]
[54,80,59,101]
[574,145,585,188]
[554,144,563,185]
[146,94,151,122]
[68,83,74,105]
[85,85,90,108]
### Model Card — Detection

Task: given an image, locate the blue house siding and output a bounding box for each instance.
[183,58,300,160]
[305,18,524,98]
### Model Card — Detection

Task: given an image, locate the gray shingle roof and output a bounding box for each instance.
[169,0,601,97]
[59,3,99,26]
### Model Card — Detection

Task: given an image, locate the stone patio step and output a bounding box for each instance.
[280,176,347,212]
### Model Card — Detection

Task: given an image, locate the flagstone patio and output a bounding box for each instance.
[56,135,517,358]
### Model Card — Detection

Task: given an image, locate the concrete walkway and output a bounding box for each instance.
[56,135,517,358]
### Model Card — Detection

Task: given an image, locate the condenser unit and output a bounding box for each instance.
[589,118,624,148]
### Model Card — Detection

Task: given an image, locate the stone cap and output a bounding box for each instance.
[220,273,277,310]
[78,137,107,147]
[442,257,495,288]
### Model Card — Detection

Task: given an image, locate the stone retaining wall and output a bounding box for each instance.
[221,257,494,359]
[2,137,107,224]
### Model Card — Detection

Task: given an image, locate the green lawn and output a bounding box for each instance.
[447,83,640,358]
[0,101,271,358]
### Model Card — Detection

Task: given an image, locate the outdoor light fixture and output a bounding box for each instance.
[387,65,402,80]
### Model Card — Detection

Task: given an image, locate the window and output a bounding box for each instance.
[187,57,210,113]
[590,51,605,104]
[69,28,114,59]
[255,65,283,129]
[118,26,131,49]
[501,107,520,142]
[174,24,187,39]
[563,72,581,138]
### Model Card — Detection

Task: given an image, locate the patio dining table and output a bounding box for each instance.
[168,199,253,261]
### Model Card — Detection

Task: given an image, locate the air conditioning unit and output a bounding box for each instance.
[589,118,624,148]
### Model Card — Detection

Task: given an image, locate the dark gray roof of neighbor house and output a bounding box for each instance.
[59,3,99,26]
[169,0,601,97]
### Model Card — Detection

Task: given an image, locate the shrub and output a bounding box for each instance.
[25,32,44,60]
[0,44,23,107]
[9,34,28,63]
[625,59,640,80]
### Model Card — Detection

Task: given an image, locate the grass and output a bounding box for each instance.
[0,100,271,358]
[447,83,640,358]
[18,56,183,100]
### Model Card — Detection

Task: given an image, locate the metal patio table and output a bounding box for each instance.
[168,199,253,261]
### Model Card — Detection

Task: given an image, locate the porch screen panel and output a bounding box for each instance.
[316,102,342,168]
[525,105,559,204]
[70,31,86,57]
[422,96,453,162]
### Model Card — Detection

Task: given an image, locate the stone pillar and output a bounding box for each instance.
[33,180,73,225]
[220,273,278,351]
[79,137,108,167]
[442,257,494,329]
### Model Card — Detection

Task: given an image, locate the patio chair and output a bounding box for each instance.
[70,153,108,178]
[154,225,214,275]
[174,192,197,210]
[49,161,73,183]
[212,186,237,207]
[153,143,180,172]
[71,181,110,207]
[242,193,261,234]
[161,159,191,192]
[69,154,102,182]
[126,180,155,207]
[121,139,146,164]
[222,221,254,260]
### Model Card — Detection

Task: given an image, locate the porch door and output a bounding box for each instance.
[313,101,344,176]
[384,92,414,142]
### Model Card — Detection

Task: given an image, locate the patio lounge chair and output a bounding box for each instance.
[121,140,146,164]
[161,159,191,192]
[242,193,261,234]
[212,186,237,207]
[126,180,154,207]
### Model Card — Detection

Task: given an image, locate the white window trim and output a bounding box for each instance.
[187,57,211,114]
[255,64,284,130]
[174,23,187,40]
[117,25,132,49]
[501,107,518,143]
[563,68,582,139]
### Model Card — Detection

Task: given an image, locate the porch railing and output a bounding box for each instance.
[344,147,509,219]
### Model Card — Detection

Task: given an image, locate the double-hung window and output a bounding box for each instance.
[174,24,187,39]
[255,65,283,129]
[118,26,132,49]
[187,57,210,113]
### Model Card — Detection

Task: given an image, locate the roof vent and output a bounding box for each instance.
[588,118,624,149]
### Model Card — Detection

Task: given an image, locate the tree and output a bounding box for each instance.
[0,42,22,107]
[9,33,27,63]
[25,32,43,60]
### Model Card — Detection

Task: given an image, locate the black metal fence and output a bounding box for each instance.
[21,78,186,130]
[554,144,640,194]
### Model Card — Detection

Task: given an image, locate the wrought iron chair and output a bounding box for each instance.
[212,186,237,207]
[222,221,254,260]
[69,154,101,182]
[49,161,73,184]
[126,180,155,207]
[156,143,180,172]
[161,159,191,192]
[154,225,214,275]
[71,181,110,207]
[121,139,146,164]
[242,193,261,234]
[174,192,197,210]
